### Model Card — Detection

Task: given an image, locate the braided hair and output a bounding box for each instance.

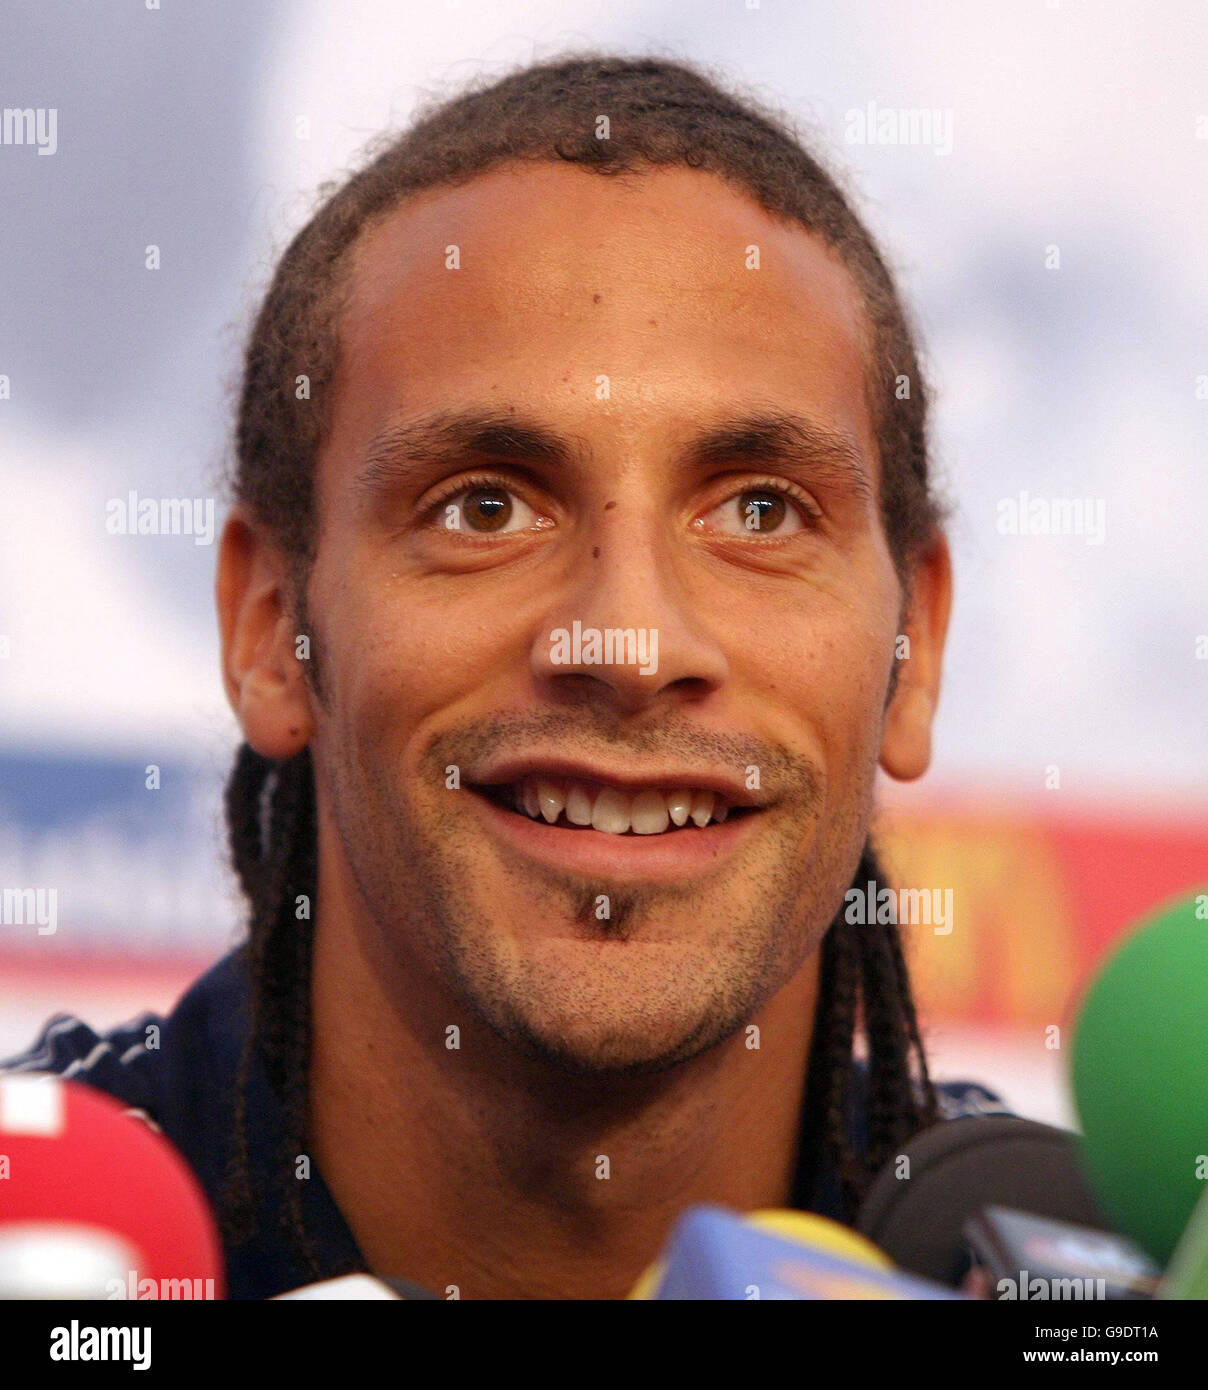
[221,53,944,1271]
[220,746,322,1277]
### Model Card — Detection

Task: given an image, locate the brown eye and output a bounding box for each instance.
[739,490,787,532]
[697,485,808,537]
[464,487,513,531]
[437,483,543,537]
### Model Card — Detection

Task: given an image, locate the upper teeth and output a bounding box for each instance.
[513,777,730,835]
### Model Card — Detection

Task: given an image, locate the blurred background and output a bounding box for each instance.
[2,0,1205,1127]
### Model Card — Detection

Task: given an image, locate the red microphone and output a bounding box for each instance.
[0,1072,224,1299]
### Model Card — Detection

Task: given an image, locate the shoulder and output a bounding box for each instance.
[848,1059,1015,1129]
[1,1010,163,1122]
[0,947,250,1135]
[932,1078,1014,1121]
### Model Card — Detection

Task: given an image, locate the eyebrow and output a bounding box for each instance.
[682,411,874,503]
[354,409,588,496]
[352,406,873,503]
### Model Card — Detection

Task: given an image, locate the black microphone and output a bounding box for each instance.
[855,1114,1112,1286]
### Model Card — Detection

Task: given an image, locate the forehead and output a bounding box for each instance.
[328,161,876,471]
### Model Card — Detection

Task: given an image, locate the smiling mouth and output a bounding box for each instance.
[470,775,758,837]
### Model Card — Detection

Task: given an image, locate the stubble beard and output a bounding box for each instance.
[322,731,872,1081]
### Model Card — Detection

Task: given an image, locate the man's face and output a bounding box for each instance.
[304,162,904,1074]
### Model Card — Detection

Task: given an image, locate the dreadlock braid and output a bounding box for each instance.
[221,743,322,1281]
[795,844,937,1223]
[796,866,864,1217]
[859,910,937,1179]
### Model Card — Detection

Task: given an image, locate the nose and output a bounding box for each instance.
[530,508,729,716]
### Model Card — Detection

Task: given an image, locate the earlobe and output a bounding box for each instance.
[216,509,314,761]
[880,683,935,782]
[878,530,952,784]
[235,624,314,761]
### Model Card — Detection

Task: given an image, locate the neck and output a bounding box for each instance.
[309,851,820,1301]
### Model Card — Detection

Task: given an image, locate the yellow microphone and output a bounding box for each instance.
[629,1207,894,1300]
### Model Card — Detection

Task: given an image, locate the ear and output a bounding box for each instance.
[879,530,953,782]
[216,506,314,760]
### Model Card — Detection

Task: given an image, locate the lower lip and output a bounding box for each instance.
[469,791,759,881]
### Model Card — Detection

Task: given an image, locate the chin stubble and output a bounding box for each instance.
[327,722,866,1078]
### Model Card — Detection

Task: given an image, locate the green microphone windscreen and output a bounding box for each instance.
[1071,889,1208,1264]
